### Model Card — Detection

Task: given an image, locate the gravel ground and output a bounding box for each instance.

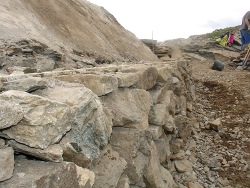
[191,59,250,188]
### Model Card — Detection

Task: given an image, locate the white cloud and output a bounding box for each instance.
[87,0,249,41]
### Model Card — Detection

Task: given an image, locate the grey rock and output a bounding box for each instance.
[115,72,139,88]
[133,66,158,90]
[149,87,176,115]
[116,174,130,188]
[209,118,221,132]
[36,58,55,72]
[57,74,118,96]
[38,82,112,168]
[208,158,221,168]
[187,182,204,188]
[7,140,63,162]
[1,77,48,92]
[148,125,163,140]
[149,104,170,126]
[144,142,174,188]
[155,135,171,163]
[101,88,151,130]
[92,145,127,188]
[155,66,173,85]
[175,160,193,173]
[0,90,72,149]
[0,157,93,188]
[110,127,151,186]
[0,100,24,130]
[0,138,5,148]
[174,115,192,139]
[0,147,14,181]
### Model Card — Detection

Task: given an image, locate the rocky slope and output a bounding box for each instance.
[0,0,157,65]
[152,27,250,188]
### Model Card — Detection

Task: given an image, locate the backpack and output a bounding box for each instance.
[216,34,229,46]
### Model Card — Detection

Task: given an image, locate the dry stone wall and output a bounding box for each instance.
[0,60,200,188]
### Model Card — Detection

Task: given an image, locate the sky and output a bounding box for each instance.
[87,0,249,42]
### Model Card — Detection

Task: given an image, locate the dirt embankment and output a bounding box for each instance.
[0,0,158,62]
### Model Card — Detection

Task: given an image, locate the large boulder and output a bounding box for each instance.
[36,81,112,167]
[0,157,94,188]
[0,90,72,149]
[133,67,158,90]
[57,74,118,96]
[110,127,152,186]
[101,88,151,130]
[117,65,159,90]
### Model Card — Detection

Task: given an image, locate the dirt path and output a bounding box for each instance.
[191,60,250,187]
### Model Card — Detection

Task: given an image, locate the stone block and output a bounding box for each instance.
[110,127,151,186]
[92,145,127,188]
[0,90,72,149]
[101,88,151,130]
[57,74,118,96]
[149,104,169,126]
[0,147,14,182]
[148,125,163,140]
[0,158,94,188]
